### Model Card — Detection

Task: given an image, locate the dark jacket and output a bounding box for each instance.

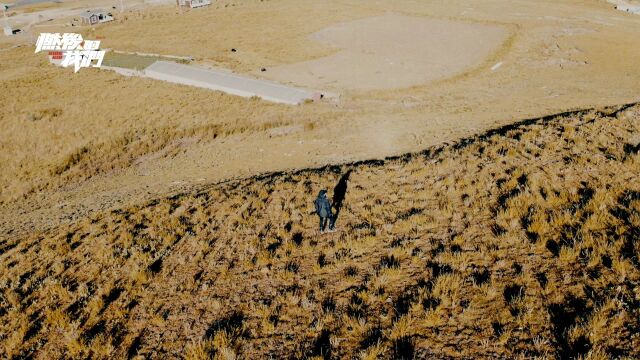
[315,190,332,218]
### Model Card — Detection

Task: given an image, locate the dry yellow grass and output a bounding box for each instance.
[0,45,340,205]
[1,104,638,358]
[2,0,640,237]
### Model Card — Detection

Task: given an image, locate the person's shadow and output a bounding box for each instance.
[332,170,352,222]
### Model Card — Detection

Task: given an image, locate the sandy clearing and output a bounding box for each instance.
[264,14,508,91]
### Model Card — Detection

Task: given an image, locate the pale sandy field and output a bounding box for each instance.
[265,15,509,91]
[1,0,640,234]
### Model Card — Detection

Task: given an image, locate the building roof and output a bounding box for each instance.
[80,10,108,18]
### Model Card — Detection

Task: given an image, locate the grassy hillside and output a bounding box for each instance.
[1,104,639,359]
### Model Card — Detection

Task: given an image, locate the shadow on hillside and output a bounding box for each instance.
[332,170,352,223]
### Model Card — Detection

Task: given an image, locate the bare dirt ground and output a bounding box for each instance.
[1,0,640,237]
[265,15,509,91]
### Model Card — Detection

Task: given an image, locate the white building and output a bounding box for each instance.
[176,0,211,9]
[609,0,640,14]
[617,4,640,13]
[80,10,114,25]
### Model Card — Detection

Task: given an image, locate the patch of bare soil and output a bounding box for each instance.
[265,14,508,91]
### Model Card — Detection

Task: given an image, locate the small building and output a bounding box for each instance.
[617,5,640,14]
[177,0,211,9]
[3,25,12,36]
[80,10,114,25]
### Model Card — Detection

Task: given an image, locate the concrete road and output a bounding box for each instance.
[145,61,319,105]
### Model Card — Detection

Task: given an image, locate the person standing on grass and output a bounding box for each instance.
[315,189,335,233]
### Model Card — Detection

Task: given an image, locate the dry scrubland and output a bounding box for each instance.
[0,46,331,205]
[1,1,640,358]
[1,104,639,359]
[2,0,640,235]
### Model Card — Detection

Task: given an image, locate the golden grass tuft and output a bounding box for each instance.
[0,105,639,358]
